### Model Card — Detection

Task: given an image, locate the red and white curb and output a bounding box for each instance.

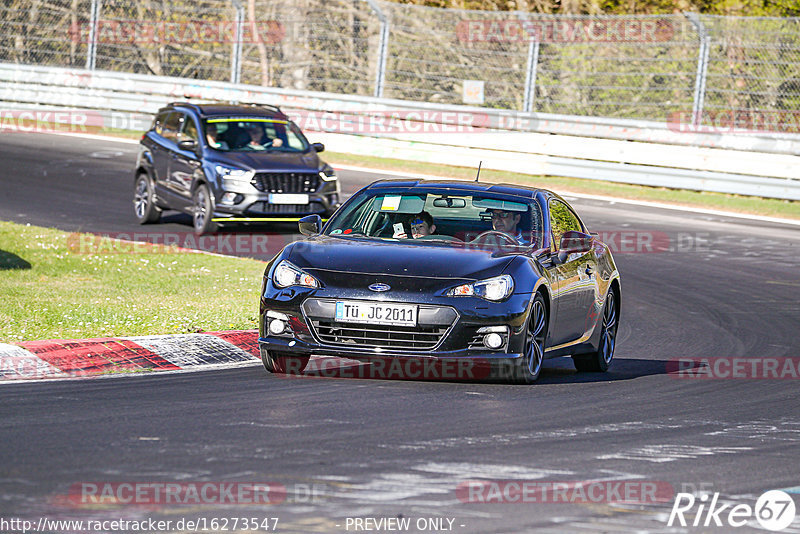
[0,330,261,381]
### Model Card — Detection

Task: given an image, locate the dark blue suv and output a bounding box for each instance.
[134,102,340,234]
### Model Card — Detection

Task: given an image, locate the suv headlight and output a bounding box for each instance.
[448,275,514,302]
[273,260,320,289]
[216,165,255,188]
[319,166,336,181]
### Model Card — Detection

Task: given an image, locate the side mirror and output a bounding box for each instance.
[310,142,325,153]
[559,230,593,254]
[177,139,197,152]
[298,214,322,236]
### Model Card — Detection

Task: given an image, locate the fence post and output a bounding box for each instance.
[230,0,244,85]
[523,39,540,113]
[364,0,389,98]
[685,12,710,128]
[519,12,540,113]
[85,0,100,70]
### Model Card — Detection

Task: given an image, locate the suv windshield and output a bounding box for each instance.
[325,190,543,248]
[202,117,310,152]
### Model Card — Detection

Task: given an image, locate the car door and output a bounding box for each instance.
[547,199,599,346]
[152,111,182,201]
[144,111,171,190]
[169,114,202,207]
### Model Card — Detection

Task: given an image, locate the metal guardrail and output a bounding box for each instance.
[1,63,799,200]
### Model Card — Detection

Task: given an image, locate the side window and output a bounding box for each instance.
[180,117,198,142]
[153,112,170,135]
[549,199,582,251]
[161,112,183,142]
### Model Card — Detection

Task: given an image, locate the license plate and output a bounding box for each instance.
[335,301,417,327]
[269,193,309,204]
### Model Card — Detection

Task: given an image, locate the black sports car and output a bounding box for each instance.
[259,179,620,383]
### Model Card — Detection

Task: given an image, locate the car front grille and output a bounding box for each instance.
[246,201,326,215]
[309,320,449,351]
[251,172,321,193]
[302,299,458,352]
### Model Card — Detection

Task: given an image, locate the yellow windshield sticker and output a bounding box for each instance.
[381,195,402,211]
[207,118,288,124]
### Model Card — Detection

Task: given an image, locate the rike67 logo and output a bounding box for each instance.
[667,490,796,531]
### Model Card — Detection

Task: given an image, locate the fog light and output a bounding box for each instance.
[269,319,286,335]
[483,332,503,349]
[220,192,237,204]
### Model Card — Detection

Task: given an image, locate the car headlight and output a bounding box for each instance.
[216,165,255,188]
[448,275,514,302]
[272,260,320,289]
[319,167,336,182]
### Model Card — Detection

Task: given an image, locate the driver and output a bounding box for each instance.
[490,209,528,244]
[245,124,283,149]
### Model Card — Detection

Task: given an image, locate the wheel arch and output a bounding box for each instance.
[135,166,151,182]
[533,280,551,320]
[609,276,621,316]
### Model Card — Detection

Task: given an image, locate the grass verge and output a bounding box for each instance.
[325,151,800,221]
[0,221,266,343]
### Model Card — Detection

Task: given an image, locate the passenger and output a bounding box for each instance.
[392,211,437,239]
[205,123,228,150]
[410,211,436,238]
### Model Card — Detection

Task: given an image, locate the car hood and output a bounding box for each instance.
[211,151,321,173]
[286,236,516,281]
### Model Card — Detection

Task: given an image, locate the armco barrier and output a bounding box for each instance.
[1,63,799,200]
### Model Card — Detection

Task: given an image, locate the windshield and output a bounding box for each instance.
[325,190,543,249]
[202,117,310,152]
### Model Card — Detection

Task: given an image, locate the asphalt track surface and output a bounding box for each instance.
[1,132,800,533]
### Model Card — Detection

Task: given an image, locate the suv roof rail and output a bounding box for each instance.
[167,101,203,111]
[163,100,285,117]
[237,102,283,114]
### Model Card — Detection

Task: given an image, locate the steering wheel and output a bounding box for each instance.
[470,230,519,245]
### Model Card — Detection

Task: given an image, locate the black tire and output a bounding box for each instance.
[192,183,217,235]
[509,292,548,384]
[133,173,161,224]
[573,289,618,372]
[261,349,309,375]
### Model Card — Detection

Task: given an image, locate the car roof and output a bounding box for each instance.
[161,102,288,120]
[365,178,552,199]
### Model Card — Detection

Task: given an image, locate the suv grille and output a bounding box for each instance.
[252,172,321,193]
[309,320,449,351]
[246,201,325,215]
